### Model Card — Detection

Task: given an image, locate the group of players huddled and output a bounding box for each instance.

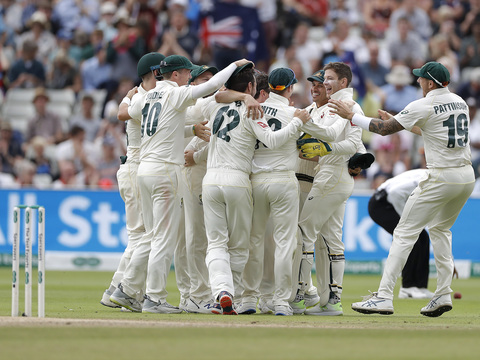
[99,51,473,318]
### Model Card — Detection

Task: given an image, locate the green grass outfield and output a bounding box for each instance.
[1,268,479,359]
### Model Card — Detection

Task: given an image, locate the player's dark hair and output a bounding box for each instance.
[324,62,352,86]
[254,71,269,99]
[227,68,255,92]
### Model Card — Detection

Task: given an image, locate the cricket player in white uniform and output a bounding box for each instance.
[201,63,311,314]
[110,56,253,313]
[237,68,350,315]
[100,52,165,309]
[296,62,365,316]
[330,61,475,317]
[182,65,221,314]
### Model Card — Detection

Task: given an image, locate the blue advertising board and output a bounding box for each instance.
[0,188,479,268]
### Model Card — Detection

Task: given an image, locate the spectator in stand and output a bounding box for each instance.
[362,0,396,39]
[25,87,64,145]
[386,16,426,69]
[430,5,461,53]
[47,51,78,90]
[96,135,121,187]
[467,97,480,177]
[81,44,113,91]
[290,22,322,76]
[97,1,118,43]
[281,0,329,27]
[460,0,480,36]
[15,11,56,67]
[52,159,78,189]
[457,67,480,104]
[389,0,432,41]
[106,10,146,83]
[51,0,100,39]
[26,136,55,178]
[69,30,93,67]
[8,40,46,88]
[459,14,480,69]
[359,40,390,89]
[379,65,420,114]
[55,125,98,176]
[158,6,199,60]
[13,159,37,188]
[81,29,105,61]
[125,0,158,51]
[70,93,102,142]
[328,0,361,27]
[428,33,461,84]
[0,121,24,174]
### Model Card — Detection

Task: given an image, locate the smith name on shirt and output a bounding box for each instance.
[261,106,278,117]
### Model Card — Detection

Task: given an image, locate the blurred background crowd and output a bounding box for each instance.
[1,0,480,191]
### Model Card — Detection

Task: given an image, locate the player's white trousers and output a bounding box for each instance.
[111,162,145,289]
[203,169,253,300]
[298,164,353,302]
[242,171,299,306]
[135,161,183,303]
[182,164,211,301]
[174,207,190,302]
[377,166,475,300]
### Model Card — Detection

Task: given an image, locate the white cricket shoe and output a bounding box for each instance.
[185,298,220,314]
[237,301,257,315]
[398,287,434,299]
[420,294,452,317]
[258,298,274,314]
[275,304,293,316]
[289,299,306,315]
[351,292,394,315]
[142,296,183,314]
[304,293,320,307]
[100,289,120,308]
[305,301,343,316]
[109,284,143,312]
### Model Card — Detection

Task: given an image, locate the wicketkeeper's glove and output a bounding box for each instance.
[300,140,333,158]
[296,133,317,149]
[348,152,375,170]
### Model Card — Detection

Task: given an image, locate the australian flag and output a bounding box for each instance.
[199,0,268,63]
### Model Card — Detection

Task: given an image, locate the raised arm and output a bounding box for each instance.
[191,59,254,100]
[329,99,405,136]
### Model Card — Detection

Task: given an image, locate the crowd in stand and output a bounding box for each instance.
[1,0,480,190]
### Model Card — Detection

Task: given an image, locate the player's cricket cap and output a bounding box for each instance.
[188,64,219,84]
[268,67,298,91]
[159,55,195,74]
[137,52,166,77]
[412,62,450,87]
[225,62,254,88]
[307,70,325,83]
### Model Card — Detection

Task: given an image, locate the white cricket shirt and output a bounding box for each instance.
[395,87,472,168]
[129,80,196,165]
[202,99,303,174]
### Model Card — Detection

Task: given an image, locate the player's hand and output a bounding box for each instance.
[193,121,211,142]
[184,149,196,167]
[378,109,393,121]
[453,266,459,279]
[244,95,263,120]
[294,109,310,124]
[300,140,332,158]
[328,99,354,120]
[234,59,254,68]
[126,86,138,99]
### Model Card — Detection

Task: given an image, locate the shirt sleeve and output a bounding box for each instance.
[331,122,363,155]
[191,63,237,100]
[301,117,349,142]
[249,116,303,150]
[394,100,428,131]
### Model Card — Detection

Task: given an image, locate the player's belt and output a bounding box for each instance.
[296,173,314,183]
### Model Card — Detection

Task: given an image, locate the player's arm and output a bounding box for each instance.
[191,59,254,100]
[117,87,138,121]
[252,109,310,149]
[215,90,263,119]
[184,121,211,142]
[328,99,405,135]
